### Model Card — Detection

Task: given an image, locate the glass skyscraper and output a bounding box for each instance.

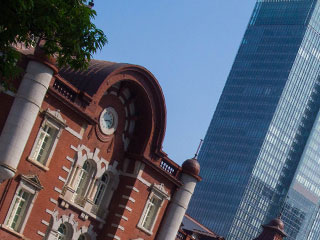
[188,1,320,239]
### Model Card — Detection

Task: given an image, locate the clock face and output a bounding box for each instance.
[99,107,118,135]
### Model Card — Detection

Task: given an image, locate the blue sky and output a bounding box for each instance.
[93,1,257,165]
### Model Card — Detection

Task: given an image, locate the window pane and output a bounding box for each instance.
[7,189,31,232]
[142,196,162,231]
[32,124,58,165]
[93,174,109,205]
[57,223,67,240]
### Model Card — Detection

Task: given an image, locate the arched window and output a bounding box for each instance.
[74,160,95,206]
[56,223,73,240]
[93,173,109,205]
[57,223,67,240]
[78,234,87,240]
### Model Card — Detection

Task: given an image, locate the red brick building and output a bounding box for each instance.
[0,47,201,240]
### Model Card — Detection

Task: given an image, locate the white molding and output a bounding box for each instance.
[152,183,170,199]
[115,213,128,221]
[3,179,40,234]
[71,145,78,151]
[126,185,139,193]
[45,109,67,126]
[121,172,151,187]
[50,198,58,204]
[65,126,83,140]
[58,176,66,183]
[119,204,132,212]
[107,233,120,240]
[66,156,74,163]
[122,195,135,203]
[37,230,45,237]
[41,220,49,226]
[111,223,124,231]
[54,187,62,193]
[58,196,106,224]
[62,166,70,172]
[46,209,53,215]
[138,176,151,187]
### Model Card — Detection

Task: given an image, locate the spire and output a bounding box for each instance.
[194,139,203,159]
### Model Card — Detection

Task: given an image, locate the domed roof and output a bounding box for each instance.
[261,217,286,237]
[254,217,286,239]
[267,218,285,231]
[182,158,200,176]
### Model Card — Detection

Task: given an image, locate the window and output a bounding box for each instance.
[29,109,66,168]
[6,189,32,232]
[93,173,109,205]
[73,160,95,206]
[56,223,73,240]
[137,183,169,235]
[4,175,42,234]
[62,146,119,220]
[141,194,162,231]
[57,224,67,240]
[78,234,87,240]
[31,123,59,165]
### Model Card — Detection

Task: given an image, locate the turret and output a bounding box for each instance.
[253,217,287,240]
[157,157,201,240]
[0,45,57,182]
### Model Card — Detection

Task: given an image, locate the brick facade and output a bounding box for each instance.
[0,50,196,240]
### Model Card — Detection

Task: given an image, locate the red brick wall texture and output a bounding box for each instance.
[0,58,183,240]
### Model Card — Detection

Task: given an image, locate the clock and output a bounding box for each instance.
[99,107,118,135]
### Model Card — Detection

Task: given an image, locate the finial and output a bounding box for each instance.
[194,139,203,159]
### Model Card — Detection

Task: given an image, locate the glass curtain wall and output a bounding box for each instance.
[188,1,320,239]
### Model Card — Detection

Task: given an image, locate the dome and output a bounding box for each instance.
[261,217,286,237]
[182,158,200,176]
[267,218,285,231]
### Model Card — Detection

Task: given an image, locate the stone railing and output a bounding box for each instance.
[160,159,178,176]
[53,79,76,102]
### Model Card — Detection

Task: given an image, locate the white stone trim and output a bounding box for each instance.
[122,195,135,203]
[65,126,83,140]
[111,223,124,231]
[46,209,53,215]
[50,198,58,204]
[115,213,128,221]
[58,176,66,183]
[45,211,98,240]
[37,230,45,237]
[61,144,120,222]
[74,225,97,240]
[62,166,70,172]
[66,156,74,163]
[107,233,120,240]
[138,176,151,187]
[28,111,65,169]
[126,185,139,193]
[58,196,106,224]
[71,145,78,151]
[54,187,62,194]
[41,220,49,226]
[3,177,41,234]
[119,204,132,212]
[137,183,169,235]
[121,172,151,187]
[46,211,78,240]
